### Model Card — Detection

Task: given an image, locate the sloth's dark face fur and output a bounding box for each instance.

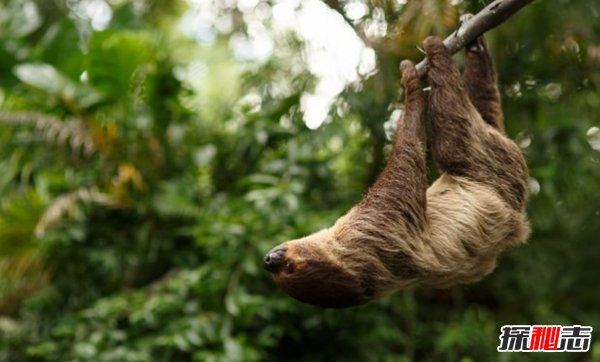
[265,229,371,308]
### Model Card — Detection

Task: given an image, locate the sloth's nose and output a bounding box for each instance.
[263,247,286,273]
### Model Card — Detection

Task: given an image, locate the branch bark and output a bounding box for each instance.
[415,0,536,77]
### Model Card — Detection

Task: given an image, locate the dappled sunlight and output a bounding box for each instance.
[183,0,375,129]
[586,126,600,151]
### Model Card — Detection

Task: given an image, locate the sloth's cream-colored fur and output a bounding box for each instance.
[264,36,530,308]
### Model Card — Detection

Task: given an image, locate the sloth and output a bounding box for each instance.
[264,35,530,308]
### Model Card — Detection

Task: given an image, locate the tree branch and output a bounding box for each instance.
[414,0,536,77]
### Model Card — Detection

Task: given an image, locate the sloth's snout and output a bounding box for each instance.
[263,247,286,273]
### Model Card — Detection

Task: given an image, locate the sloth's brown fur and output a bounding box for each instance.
[265,36,530,308]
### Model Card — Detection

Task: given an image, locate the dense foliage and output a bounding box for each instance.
[0,0,599,361]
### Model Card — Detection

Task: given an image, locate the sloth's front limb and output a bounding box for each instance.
[423,36,490,177]
[357,60,427,234]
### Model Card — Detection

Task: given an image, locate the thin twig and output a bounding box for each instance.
[414,0,536,78]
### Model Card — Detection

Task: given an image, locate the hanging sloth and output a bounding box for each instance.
[263,35,530,308]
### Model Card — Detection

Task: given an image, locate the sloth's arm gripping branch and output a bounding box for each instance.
[414,0,535,78]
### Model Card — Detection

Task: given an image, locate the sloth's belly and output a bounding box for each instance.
[420,173,529,285]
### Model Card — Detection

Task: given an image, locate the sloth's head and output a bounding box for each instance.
[263,228,374,308]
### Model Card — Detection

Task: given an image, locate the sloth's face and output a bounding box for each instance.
[264,229,371,308]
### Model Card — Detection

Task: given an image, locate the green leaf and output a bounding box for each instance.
[13,63,72,96]
[86,30,155,99]
[38,21,85,80]
[12,62,104,108]
[0,189,45,251]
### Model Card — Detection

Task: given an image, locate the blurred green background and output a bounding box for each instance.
[0,0,599,361]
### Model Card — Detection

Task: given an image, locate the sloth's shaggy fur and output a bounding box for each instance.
[265,36,530,308]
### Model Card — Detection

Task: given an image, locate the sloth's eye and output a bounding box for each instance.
[285,262,295,274]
